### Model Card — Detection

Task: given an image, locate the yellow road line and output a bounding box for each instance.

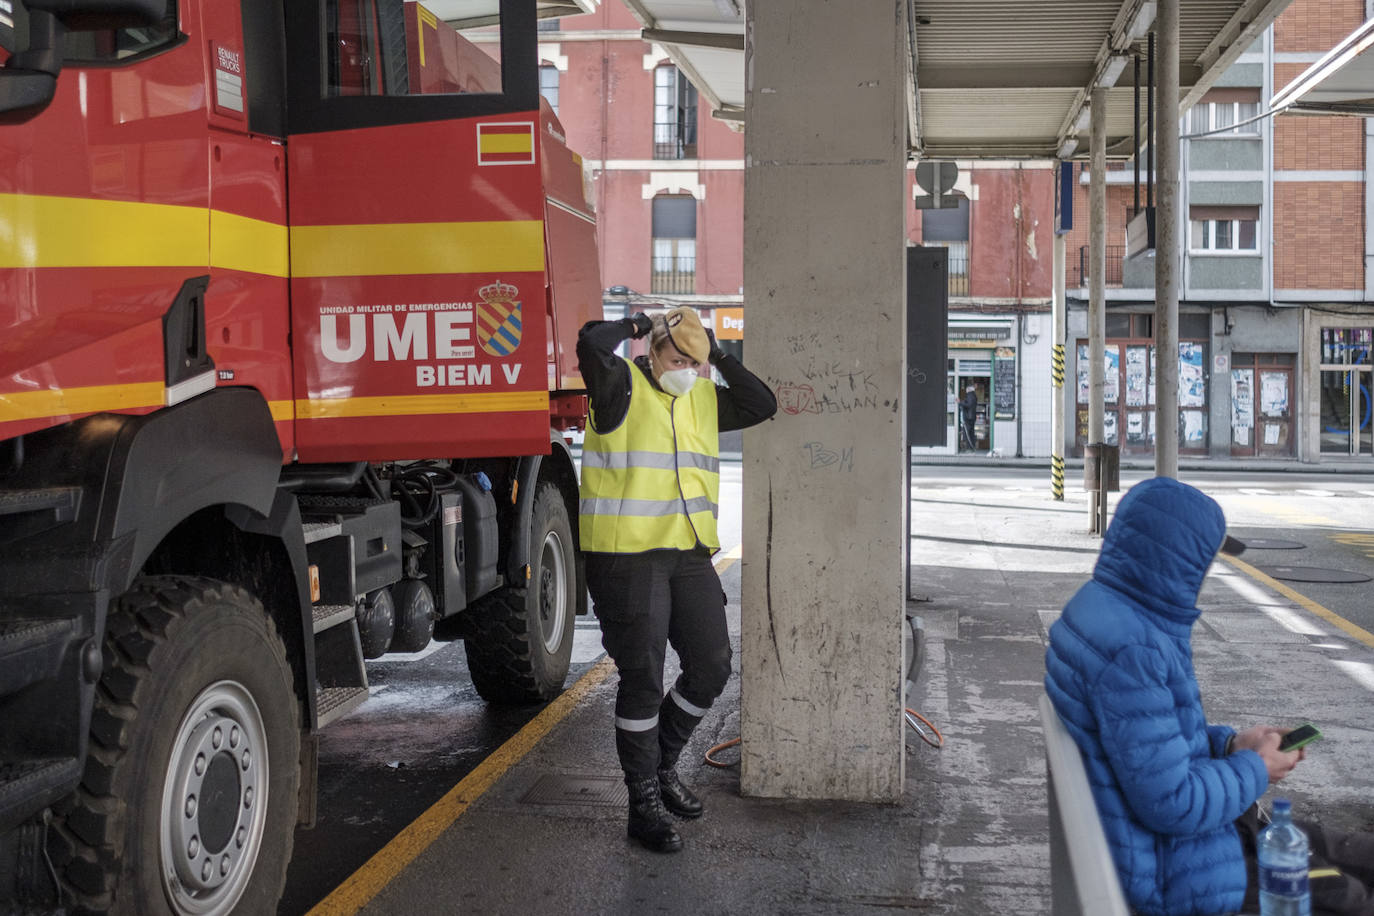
[1222,554,1374,649]
[307,656,615,916]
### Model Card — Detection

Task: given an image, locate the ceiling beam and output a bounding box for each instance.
[640,28,744,51]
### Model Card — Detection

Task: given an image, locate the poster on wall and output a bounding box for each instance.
[1183,410,1206,444]
[1126,411,1146,444]
[1105,345,1120,404]
[1126,346,1148,407]
[1149,346,1157,405]
[1231,369,1254,431]
[1260,372,1289,417]
[1179,342,1206,408]
[1103,411,1119,445]
[1077,345,1090,405]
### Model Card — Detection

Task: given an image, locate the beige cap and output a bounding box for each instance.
[652,307,710,364]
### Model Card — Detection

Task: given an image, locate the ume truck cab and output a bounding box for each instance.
[0,0,601,911]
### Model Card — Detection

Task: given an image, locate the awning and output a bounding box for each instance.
[1270,15,1374,115]
[611,0,1297,160]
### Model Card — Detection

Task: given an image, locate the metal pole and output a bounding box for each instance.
[1147,32,1155,211]
[1155,0,1180,478]
[1134,54,1141,215]
[1089,87,1107,532]
[1052,226,1066,501]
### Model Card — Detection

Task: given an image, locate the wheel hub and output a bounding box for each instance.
[538,529,568,654]
[162,681,268,914]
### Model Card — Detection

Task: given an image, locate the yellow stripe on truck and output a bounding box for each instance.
[0,193,290,277]
[297,391,549,420]
[210,209,290,278]
[0,193,206,268]
[0,382,164,423]
[289,220,545,278]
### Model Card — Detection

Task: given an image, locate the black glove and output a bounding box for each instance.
[706,328,726,364]
[628,312,654,339]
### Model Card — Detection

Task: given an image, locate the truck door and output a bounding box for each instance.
[200,0,294,459]
[284,0,550,463]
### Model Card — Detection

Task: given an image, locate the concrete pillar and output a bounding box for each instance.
[1089,89,1107,532]
[1052,228,1066,500]
[1154,0,1180,478]
[740,0,907,801]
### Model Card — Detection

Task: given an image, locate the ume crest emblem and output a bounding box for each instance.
[475,280,522,357]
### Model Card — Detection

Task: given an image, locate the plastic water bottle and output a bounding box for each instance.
[1258,798,1311,916]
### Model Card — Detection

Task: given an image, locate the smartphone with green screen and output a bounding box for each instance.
[1278,724,1321,752]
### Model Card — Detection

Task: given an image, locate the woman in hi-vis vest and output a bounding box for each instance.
[576,306,776,853]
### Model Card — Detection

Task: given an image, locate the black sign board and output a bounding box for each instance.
[906,247,949,447]
[993,349,1016,420]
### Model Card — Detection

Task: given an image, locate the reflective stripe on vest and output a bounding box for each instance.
[579,357,720,553]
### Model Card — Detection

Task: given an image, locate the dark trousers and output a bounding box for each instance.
[1236,804,1374,915]
[585,549,732,780]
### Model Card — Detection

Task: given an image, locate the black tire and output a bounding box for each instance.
[464,481,576,704]
[49,576,301,915]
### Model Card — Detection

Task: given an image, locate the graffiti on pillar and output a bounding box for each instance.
[801,441,854,472]
[777,384,822,415]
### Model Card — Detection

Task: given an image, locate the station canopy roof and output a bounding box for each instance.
[427,0,597,29]
[1270,15,1374,115]
[612,0,1298,160]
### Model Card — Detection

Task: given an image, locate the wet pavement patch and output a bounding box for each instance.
[1236,538,1306,550]
[520,773,628,807]
[1257,566,1372,584]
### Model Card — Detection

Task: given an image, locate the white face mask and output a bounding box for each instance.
[658,367,697,397]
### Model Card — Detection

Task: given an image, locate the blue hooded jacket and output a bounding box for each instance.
[1044,478,1269,916]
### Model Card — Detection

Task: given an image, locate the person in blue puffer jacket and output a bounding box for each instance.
[1044,477,1303,916]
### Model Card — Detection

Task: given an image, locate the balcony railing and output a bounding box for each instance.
[1072,245,1125,288]
[948,254,969,297]
[651,267,696,295]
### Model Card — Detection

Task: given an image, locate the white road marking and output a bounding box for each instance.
[1332,660,1374,693]
[1213,568,1325,635]
[1239,488,1276,496]
[1297,489,1336,498]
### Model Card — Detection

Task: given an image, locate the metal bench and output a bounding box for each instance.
[1040,692,1131,916]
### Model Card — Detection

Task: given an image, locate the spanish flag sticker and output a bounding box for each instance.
[477,122,536,166]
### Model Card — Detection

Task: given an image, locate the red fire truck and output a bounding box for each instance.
[0,0,601,911]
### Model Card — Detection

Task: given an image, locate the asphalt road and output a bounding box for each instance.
[278,461,1374,914]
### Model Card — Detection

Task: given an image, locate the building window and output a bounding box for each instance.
[654,65,698,160]
[1187,88,1261,136]
[922,197,970,297]
[1189,205,1259,252]
[651,196,696,294]
[539,64,559,115]
[537,17,560,31]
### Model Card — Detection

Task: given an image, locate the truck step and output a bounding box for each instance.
[0,757,81,833]
[311,603,355,634]
[0,617,79,697]
[302,520,343,545]
[315,685,369,728]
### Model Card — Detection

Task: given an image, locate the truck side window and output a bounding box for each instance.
[62,1,180,64]
[326,0,503,97]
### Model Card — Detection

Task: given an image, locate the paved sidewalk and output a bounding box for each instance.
[355,482,1374,915]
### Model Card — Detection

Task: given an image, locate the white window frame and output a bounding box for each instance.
[1189,218,1260,253]
[1187,100,1261,137]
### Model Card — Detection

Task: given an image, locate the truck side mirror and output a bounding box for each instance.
[0,0,169,122]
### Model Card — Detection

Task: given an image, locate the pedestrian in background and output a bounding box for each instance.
[959,384,978,451]
[576,306,776,853]
[1045,477,1374,915]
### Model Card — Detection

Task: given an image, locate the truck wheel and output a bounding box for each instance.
[50,576,301,915]
[465,480,576,704]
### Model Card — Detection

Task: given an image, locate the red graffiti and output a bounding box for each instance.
[777,384,822,415]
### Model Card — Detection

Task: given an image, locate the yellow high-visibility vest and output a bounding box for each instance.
[579,357,719,553]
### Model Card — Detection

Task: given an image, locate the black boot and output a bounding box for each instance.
[658,767,704,819]
[626,776,683,853]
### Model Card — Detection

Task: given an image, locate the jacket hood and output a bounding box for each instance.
[1093,478,1227,627]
